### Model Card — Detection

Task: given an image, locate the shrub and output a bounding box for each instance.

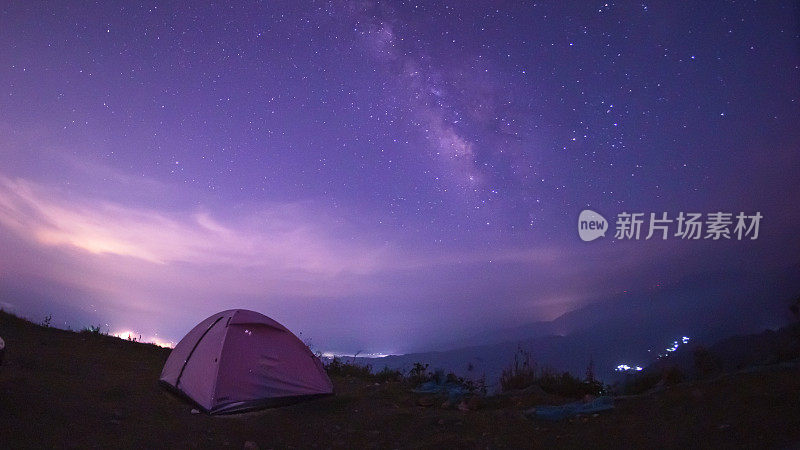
[462,373,488,395]
[536,369,605,398]
[499,346,537,391]
[324,357,404,383]
[324,356,373,378]
[500,348,606,397]
[374,366,403,382]
[81,324,103,334]
[408,362,430,385]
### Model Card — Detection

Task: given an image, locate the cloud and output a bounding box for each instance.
[0,174,392,276]
[0,169,408,344]
[0,169,599,346]
[0,168,745,352]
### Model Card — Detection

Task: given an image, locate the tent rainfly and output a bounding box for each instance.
[160,309,333,414]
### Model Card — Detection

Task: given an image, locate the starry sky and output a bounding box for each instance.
[0,1,798,355]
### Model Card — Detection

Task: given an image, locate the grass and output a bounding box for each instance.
[1,309,800,448]
[500,347,606,398]
[323,357,405,383]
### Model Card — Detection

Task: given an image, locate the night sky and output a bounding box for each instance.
[1,2,798,356]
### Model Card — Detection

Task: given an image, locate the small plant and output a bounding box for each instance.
[408,362,430,385]
[82,324,102,334]
[476,373,488,395]
[499,346,537,391]
[500,348,606,397]
[324,357,373,378]
[585,358,596,384]
[41,314,52,328]
[374,366,403,382]
[297,330,316,355]
[462,374,488,395]
[536,369,606,398]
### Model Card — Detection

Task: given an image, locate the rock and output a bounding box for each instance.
[190,408,200,415]
[457,401,469,411]
[243,441,259,450]
[417,396,435,407]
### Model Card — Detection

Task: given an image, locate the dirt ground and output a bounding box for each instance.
[1,311,799,449]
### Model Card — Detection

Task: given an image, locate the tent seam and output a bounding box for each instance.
[208,311,235,412]
[175,315,224,389]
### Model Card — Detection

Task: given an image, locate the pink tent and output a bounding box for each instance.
[160,309,333,414]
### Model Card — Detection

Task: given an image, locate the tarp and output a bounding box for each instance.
[526,396,614,421]
[413,380,469,402]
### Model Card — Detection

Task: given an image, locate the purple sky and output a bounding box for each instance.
[1,1,798,354]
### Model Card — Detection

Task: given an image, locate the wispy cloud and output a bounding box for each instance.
[0,167,710,352]
[0,175,391,275]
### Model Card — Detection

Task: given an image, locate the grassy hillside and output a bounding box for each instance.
[1,310,799,449]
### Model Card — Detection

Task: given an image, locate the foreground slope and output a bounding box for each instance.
[1,310,799,449]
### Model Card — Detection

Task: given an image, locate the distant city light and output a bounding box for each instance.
[615,364,643,372]
[616,335,691,372]
[663,335,690,354]
[112,330,175,348]
[320,352,392,359]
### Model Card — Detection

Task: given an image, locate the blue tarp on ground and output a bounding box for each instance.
[528,396,614,421]
[412,380,469,402]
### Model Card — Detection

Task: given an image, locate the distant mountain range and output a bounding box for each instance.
[644,321,800,379]
[354,267,800,389]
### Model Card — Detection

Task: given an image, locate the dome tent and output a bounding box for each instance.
[160,309,333,414]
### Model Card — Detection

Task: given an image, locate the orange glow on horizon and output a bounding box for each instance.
[112,330,175,348]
